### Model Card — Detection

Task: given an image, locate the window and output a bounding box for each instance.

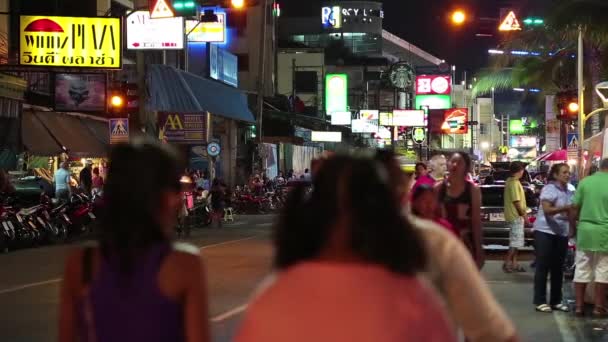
[294,71,317,93]
[236,54,249,71]
[479,123,487,135]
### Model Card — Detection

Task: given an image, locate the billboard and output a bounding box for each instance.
[54,73,106,112]
[392,110,425,127]
[209,44,238,87]
[20,16,121,68]
[415,75,451,95]
[415,94,451,110]
[325,74,348,114]
[359,109,379,120]
[158,113,206,143]
[321,6,342,28]
[331,111,351,125]
[311,131,342,142]
[509,118,538,135]
[126,11,184,50]
[510,135,537,148]
[351,119,378,133]
[186,13,226,43]
[441,108,469,134]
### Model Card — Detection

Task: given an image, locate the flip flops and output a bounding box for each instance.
[536,304,552,313]
[552,304,570,312]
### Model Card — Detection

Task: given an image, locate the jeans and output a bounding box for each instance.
[534,230,568,305]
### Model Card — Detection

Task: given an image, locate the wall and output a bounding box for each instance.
[277,50,324,112]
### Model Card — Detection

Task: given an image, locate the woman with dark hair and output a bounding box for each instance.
[58,140,210,342]
[236,154,456,342]
[411,184,456,236]
[437,152,485,269]
[533,163,573,313]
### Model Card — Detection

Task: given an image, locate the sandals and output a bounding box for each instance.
[536,304,552,313]
[552,304,570,312]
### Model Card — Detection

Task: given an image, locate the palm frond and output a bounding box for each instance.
[472,69,519,97]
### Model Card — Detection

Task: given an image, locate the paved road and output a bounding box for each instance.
[1,214,607,341]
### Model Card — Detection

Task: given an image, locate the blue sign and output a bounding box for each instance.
[109,118,129,144]
[567,133,579,150]
[207,142,221,157]
[209,44,238,87]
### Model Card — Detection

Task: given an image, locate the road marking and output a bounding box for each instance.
[254,223,273,228]
[0,278,62,295]
[0,236,261,295]
[211,304,248,322]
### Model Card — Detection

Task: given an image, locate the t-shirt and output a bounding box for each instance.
[236,262,456,342]
[572,172,608,252]
[534,182,573,237]
[504,177,526,222]
[54,168,70,192]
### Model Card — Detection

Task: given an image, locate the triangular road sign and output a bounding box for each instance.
[499,11,522,31]
[568,134,579,149]
[150,0,174,19]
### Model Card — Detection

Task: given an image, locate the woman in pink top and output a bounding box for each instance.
[411,184,457,236]
[236,155,456,342]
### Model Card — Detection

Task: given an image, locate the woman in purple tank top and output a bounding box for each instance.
[59,139,210,342]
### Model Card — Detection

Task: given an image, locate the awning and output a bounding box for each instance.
[21,111,64,156]
[147,64,255,123]
[33,112,108,157]
[80,117,110,146]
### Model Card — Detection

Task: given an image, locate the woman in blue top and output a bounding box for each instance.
[533,163,573,313]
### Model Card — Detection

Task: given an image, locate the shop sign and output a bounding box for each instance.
[509,118,538,135]
[311,131,342,142]
[186,13,226,43]
[158,112,206,143]
[55,73,107,112]
[321,6,341,28]
[359,109,379,120]
[415,94,451,110]
[510,135,537,148]
[351,119,378,133]
[126,11,184,50]
[412,127,426,144]
[109,118,129,144]
[207,142,221,157]
[441,108,468,134]
[392,110,425,127]
[340,8,383,18]
[209,44,238,87]
[331,111,351,125]
[325,74,348,115]
[0,74,27,101]
[20,16,122,68]
[415,75,451,95]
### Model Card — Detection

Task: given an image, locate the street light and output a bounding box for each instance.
[231,0,245,9]
[451,10,466,25]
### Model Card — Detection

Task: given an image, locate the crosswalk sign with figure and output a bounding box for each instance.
[567,132,579,150]
[109,118,129,144]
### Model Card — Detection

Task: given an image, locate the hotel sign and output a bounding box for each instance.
[19,16,121,68]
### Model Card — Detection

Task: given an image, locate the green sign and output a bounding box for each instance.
[415,94,451,110]
[509,118,538,135]
[412,127,426,144]
[325,74,348,115]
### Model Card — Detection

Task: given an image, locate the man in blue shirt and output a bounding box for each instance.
[54,162,71,202]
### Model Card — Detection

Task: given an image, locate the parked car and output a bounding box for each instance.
[479,183,538,246]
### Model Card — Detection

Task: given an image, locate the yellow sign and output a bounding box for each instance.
[20,16,121,68]
[498,11,522,31]
[150,0,175,19]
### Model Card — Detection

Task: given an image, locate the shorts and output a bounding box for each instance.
[508,217,524,248]
[573,250,608,284]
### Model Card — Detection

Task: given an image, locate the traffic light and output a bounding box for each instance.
[272,2,280,17]
[451,10,466,25]
[556,90,578,121]
[172,0,198,17]
[108,83,128,116]
[523,17,544,26]
[231,0,245,9]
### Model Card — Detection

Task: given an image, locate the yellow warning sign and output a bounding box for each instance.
[499,11,522,31]
[150,0,174,19]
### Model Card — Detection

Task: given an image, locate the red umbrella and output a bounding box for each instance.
[535,149,568,162]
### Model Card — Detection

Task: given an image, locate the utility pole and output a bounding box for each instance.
[256,0,268,142]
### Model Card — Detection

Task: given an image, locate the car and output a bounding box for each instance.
[480,179,539,247]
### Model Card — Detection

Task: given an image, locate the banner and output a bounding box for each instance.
[158,113,206,143]
[20,16,121,68]
[55,73,106,112]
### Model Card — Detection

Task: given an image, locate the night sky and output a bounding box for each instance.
[282,0,554,80]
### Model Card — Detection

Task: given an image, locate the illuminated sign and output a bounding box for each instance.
[311,131,342,142]
[510,136,537,148]
[499,10,522,31]
[186,13,226,43]
[209,44,238,87]
[351,119,378,133]
[127,11,184,50]
[412,127,426,144]
[509,118,538,135]
[55,73,106,112]
[340,8,383,17]
[393,110,425,127]
[415,94,451,110]
[321,6,341,28]
[158,112,206,143]
[331,111,351,125]
[441,108,468,134]
[359,109,379,120]
[19,16,121,68]
[416,75,451,95]
[149,0,175,19]
[379,112,391,126]
[325,74,348,114]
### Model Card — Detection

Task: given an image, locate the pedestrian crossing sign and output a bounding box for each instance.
[109,118,129,144]
[567,133,579,150]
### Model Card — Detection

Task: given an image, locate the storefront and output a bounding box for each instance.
[0,73,27,169]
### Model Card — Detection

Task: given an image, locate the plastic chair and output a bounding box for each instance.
[224,207,234,222]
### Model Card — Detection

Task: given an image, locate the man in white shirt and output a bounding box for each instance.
[54,162,71,202]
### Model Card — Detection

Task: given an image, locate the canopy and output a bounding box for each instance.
[534,149,568,162]
[21,111,64,156]
[147,64,255,123]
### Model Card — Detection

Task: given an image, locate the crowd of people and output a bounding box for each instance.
[55,138,608,342]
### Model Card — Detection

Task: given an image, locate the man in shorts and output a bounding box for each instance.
[503,161,529,273]
[571,158,608,316]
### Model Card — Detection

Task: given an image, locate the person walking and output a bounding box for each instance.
[533,163,573,313]
[503,161,529,273]
[79,160,93,196]
[91,167,104,196]
[236,155,456,342]
[210,179,225,228]
[54,162,72,202]
[437,152,485,269]
[570,158,608,317]
[58,140,210,342]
